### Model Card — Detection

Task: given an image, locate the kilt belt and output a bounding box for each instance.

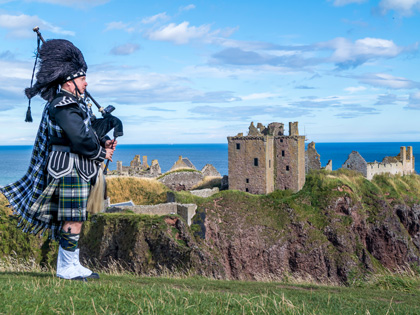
[48,147,99,183]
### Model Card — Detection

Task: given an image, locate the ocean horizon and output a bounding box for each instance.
[1,142,419,187]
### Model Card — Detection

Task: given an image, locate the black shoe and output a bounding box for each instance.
[86,272,100,279]
[70,276,88,282]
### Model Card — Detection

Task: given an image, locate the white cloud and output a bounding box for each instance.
[405,92,420,109]
[180,4,196,11]
[105,21,134,32]
[146,21,213,44]
[241,93,280,101]
[0,14,74,38]
[85,65,240,105]
[344,86,367,93]
[110,43,140,55]
[379,0,420,16]
[356,73,420,89]
[141,12,169,24]
[0,58,33,107]
[332,0,367,6]
[323,37,402,67]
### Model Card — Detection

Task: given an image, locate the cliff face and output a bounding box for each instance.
[79,213,225,278]
[2,171,420,284]
[193,171,420,283]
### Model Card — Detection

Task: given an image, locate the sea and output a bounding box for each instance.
[1,142,420,187]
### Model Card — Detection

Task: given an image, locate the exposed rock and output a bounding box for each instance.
[80,214,223,278]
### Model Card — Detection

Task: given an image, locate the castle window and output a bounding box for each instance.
[269,160,271,168]
[246,188,249,192]
[254,158,259,166]
[282,150,285,157]
[280,139,283,143]
[246,178,249,183]
[286,165,290,171]
[236,143,240,150]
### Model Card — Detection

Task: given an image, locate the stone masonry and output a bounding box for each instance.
[342,146,415,180]
[105,203,197,226]
[227,121,306,194]
[305,141,321,173]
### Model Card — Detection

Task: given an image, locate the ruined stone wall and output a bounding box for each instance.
[343,147,415,180]
[274,135,305,191]
[366,147,415,180]
[265,136,275,193]
[342,151,368,177]
[305,141,321,173]
[324,160,333,171]
[105,203,197,226]
[366,162,405,180]
[158,171,204,191]
[227,136,269,194]
[289,122,299,136]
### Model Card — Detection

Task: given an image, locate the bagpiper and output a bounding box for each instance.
[0,38,116,281]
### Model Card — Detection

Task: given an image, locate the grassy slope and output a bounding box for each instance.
[2,171,420,313]
[0,272,419,314]
[105,176,169,205]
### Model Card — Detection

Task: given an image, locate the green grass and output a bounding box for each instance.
[106,177,168,205]
[0,272,419,314]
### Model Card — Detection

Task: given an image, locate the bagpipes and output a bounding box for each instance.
[30,27,123,175]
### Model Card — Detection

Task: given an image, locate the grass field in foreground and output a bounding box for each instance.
[0,272,420,314]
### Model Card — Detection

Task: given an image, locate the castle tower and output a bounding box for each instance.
[274,122,305,191]
[407,146,413,160]
[142,156,149,169]
[227,121,306,194]
[117,161,123,174]
[289,122,299,136]
[400,147,407,166]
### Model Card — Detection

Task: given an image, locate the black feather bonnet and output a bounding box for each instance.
[25,39,87,102]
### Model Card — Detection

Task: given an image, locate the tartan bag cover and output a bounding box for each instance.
[0,104,63,239]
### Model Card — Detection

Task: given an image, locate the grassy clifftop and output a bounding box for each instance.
[186,170,420,283]
[1,171,420,284]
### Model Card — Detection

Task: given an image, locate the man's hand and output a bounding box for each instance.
[105,148,114,161]
[105,139,117,149]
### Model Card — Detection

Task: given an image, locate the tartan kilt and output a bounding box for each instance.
[48,167,91,222]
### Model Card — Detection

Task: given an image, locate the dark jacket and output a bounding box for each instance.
[47,90,107,182]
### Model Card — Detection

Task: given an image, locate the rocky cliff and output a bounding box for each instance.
[79,170,420,284]
[2,170,420,284]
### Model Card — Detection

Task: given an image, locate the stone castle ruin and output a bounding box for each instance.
[116,155,162,177]
[228,122,414,195]
[112,154,222,191]
[305,141,332,172]
[342,146,415,180]
[227,121,306,194]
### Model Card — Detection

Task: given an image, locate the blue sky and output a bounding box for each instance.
[1,0,420,144]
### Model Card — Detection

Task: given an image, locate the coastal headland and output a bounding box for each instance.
[2,169,420,284]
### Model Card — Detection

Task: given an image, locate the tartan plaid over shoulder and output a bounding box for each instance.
[0,104,63,239]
